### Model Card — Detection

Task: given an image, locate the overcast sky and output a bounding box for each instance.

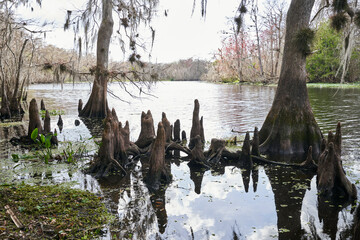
[16,0,246,63]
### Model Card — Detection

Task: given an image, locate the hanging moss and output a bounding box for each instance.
[294,27,315,56]
[354,11,360,28]
[330,12,349,31]
[240,5,247,13]
[332,0,348,12]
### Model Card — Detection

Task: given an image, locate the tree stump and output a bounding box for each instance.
[251,127,260,156]
[78,99,83,114]
[317,122,357,199]
[135,110,155,148]
[189,99,204,149]
[189,135,208,168]
[240,132,252,168]
[28,98,42,137]
[173,119,181,142]
[57,115,63,131]
[87,109,127,178]
[40,99,46,111]
[43,110,51,134]
[161,112,172,143]
[120,121,130,150]
[144,122,172,191]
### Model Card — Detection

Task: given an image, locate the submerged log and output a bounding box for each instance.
[135,110,155,148]
[28,98,42,136]
[207,138,226,164]
[43,110,51,134]
[78,99,83,114]
[317,123,357,199]
[40,99,46,111]
[162,112,172,143]
[144,122,172,191]
[174,119,181,142]
[189,99,204,149]
[87,109,127,178]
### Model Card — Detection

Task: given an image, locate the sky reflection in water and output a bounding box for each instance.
[0,82,358,239]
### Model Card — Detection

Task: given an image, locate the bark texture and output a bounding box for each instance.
[86,109,127,178]
[259,0,322,157]
[43,110,51,134]
[189,99,204,149]
[173,119,181,142]
[79,0,114,118]
[144,122,172,191]
[28,99,42,137]
[317,122,357,199]
[135,110,155,148]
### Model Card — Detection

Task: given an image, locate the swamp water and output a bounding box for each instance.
[1,81,360,239]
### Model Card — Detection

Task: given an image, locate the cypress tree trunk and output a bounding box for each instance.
[79,0,113,118]
[259,0,322,157]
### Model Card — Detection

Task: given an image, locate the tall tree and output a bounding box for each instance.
[71,0,158,118]
[258,0,323,156]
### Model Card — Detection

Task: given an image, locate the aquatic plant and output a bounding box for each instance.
[31,128,56,164]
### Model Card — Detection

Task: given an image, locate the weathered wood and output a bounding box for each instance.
[317,124,357,199]
[5,205,24,229]
[240,132,252,168]
[43,110,51,134]
[78,99,83,114]
[28,98,42,136]
[40,99,46,111]
[251,127,260,156]
[162,112,172,143]
[86,109,126,178]
[174,119,181,142]
[120,121,130,150]
[189,99,202,149]
[299,146,317,171]
[189,135,209,168]
[135,110,155,148]
[145,122,172,191]
[207,138,226,164]
[57,115,63,131]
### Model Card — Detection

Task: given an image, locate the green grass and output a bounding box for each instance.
[306,82,360,88]
[0,184,113,239]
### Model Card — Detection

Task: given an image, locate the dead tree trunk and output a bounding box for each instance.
[28,99,42,137]
[79,0,113,118]
[144,122,172,191]
[317,122,357,200]
[189,99,204,149]
[135,110,155,148]
[87,109,127,178]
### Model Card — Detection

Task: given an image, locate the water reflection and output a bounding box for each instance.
[0,82,358,239]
